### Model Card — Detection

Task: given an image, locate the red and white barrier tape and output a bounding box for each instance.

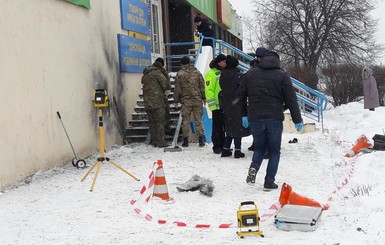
[129,162,156,206]
[128,161,280,229]
[129,153,361,228]
[322,154,359,209]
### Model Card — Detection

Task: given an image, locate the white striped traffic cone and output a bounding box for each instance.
[344,135,372,157]
[153,160,171,200]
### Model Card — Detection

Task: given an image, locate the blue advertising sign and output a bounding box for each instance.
[117,34,151,73]
[120,0,149,35]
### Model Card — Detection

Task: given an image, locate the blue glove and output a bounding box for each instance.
[242,117,249,128]
[295,122,304,132]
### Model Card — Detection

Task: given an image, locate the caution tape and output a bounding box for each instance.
[129,162,156,206]
[129,152,361,228]
[322,154,359,209]
[128,161,280,229]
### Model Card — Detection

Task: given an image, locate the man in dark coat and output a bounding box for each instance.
[219,55,250,158]
[141,60,171,148]
[194,15,214,47]
[247,47,269,152]
[236,49,304,190]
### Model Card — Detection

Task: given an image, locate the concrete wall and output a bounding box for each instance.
[0,0,143,189]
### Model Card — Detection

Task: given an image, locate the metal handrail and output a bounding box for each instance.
[164,35,328,125]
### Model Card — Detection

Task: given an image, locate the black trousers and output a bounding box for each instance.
[211,109,225,151]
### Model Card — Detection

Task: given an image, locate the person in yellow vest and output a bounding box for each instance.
[205,54,226,154]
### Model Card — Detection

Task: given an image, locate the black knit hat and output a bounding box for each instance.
[255,47,269,58]
[180,56,191,65]
[225,55,239,68]
[194,16,202,23]
[155,57,164,66]
[215,54,226,63]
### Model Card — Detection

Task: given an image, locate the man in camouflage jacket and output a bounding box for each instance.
[141,60,171,147]
[173,56,205,147]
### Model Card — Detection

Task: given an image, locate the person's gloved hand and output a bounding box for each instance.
[242,117,249,128]
[295,122,304,132]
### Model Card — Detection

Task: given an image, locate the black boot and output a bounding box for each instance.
[234,150,245,159]
[198,136,205,147]
[221,149,232,157]
[182,137,189,147]
[264,181,278,190]
[246,166,259,185]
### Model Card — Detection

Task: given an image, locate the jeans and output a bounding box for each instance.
[249,119,283,183]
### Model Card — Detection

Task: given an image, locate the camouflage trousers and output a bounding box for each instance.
[164,98,171,133]
[146,107,166,147]
[181,101,204,138]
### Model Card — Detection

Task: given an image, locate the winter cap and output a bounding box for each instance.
[225,55,239,68]
[155,57,164,66]
[194,16,202,23]
[180,56,191,65]
[255,47,269,58]
[214,54,226,63]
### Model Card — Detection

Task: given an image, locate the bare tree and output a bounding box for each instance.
[321,64,362,106]
[250,0,382,69]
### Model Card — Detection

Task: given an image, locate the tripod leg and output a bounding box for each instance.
[108,159,140,181]
[90,161,102,192]
[81,160,99,182]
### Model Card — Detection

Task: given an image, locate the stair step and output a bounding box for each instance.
[126,71,182,144]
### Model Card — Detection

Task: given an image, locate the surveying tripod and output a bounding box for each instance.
[81,90,139,191]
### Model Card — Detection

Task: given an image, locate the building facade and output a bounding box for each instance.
[0,0,242,189]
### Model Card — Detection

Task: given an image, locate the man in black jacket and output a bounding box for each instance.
[236,49,304,190]
[194,15,214,47]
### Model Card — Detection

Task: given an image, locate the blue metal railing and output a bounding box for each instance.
[164,35,328,126]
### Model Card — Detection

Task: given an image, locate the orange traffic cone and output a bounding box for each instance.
[153,160,171,200]
[344,134,372,157]
[279,183,326,210]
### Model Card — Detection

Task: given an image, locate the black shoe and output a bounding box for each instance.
[234,151,245,159]
[263,182,278,190]
[246,167,258,185]
[182,137,189,147]
[213,148,222,154]
[198,136,205,147]
[221,149,232,157]
[248,144,255,151]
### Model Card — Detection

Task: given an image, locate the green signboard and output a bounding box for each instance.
[64,0,91,9]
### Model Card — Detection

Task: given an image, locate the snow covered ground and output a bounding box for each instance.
[1,101,384,245]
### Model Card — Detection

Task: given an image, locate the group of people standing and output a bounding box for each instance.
[141,46,304,189]
[141,13,379,189]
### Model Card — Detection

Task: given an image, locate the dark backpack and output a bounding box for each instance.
[372,134,385,150]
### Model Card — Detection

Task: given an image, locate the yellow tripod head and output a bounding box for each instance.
[93,89,109,108]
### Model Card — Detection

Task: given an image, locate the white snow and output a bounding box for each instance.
[1,101,385,245]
